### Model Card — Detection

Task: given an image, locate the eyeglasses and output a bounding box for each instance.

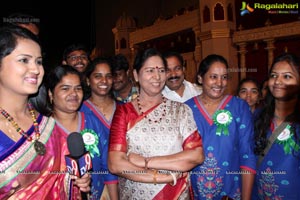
[67,55,88,61]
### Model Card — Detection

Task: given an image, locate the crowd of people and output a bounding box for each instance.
[0,13,299,200]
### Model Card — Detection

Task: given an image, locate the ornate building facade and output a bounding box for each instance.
[112,0,300,94]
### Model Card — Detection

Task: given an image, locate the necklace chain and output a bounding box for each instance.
[0,104,40,141]
[274,114,285,120]
[90,99,113,117]
[0,104,46,155]
[136,95,167,123]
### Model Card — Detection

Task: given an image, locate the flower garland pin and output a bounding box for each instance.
[80,129,100,158]
[276,124,300,154]
[212,110,233,136]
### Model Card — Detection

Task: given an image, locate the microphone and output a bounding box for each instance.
[65,132,92,200]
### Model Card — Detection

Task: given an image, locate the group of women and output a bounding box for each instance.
[0,25,299,200]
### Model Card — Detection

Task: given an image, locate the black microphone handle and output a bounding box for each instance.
[81,191,88,200]
[67,132,91,199]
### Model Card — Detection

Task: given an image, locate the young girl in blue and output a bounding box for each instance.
[253,53,300,199]
[80,57,118,199]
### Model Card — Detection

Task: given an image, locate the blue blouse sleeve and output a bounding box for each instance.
[237,99,257,171]
[95,115,118,183]
[86,114,118,183]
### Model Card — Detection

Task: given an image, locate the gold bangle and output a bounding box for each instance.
[153,170,157,185]
[144,157,151,169]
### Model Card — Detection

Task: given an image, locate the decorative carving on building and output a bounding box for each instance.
[233,21,300,43]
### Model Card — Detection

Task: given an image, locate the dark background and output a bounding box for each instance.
[0,0,197,69]
[0,0,94,69]
[1,0,299,71]
[94,0,199,56]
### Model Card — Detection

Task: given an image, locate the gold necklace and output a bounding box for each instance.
[0,104,46,156]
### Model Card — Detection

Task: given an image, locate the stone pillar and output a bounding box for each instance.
[129,45,138,71]
[264,38,275,71]
[237,42,247,80]
[193,26,202,67]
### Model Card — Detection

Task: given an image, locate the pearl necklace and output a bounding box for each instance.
[136,95,167,123]
[0,104,46,155]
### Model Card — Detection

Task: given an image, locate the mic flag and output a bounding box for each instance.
[65,132,92,177]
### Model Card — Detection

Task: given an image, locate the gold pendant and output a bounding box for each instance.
[34,140,46,155]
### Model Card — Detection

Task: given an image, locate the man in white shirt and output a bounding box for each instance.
[162,51,202,102]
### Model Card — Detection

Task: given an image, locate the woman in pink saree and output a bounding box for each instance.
[0,25,90,199]
[108,48,204,199]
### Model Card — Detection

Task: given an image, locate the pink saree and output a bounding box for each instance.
[109,99,202,200]
[0,116,74,199]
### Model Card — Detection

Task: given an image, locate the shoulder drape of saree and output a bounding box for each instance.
[154,175,190,200]
[0,116,72,200]
[109,102,159,152]
[127,102,159,130]
[183,131,203,150]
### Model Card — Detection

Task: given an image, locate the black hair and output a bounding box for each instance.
[0,25,42,111]
[110,53,129,72]
[254,53,300,156]
[236,77,261,97]
[0,25,40,62]
[197,54,229,78]
[162,51,185,67]
[32,65,84,116]
[133,48,167,73]
[85,57,112,78]
[260,78,269,91]
[84,57,113,97]
[62,43,90,61]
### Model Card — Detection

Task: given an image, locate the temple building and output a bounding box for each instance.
[110,0,300,94]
